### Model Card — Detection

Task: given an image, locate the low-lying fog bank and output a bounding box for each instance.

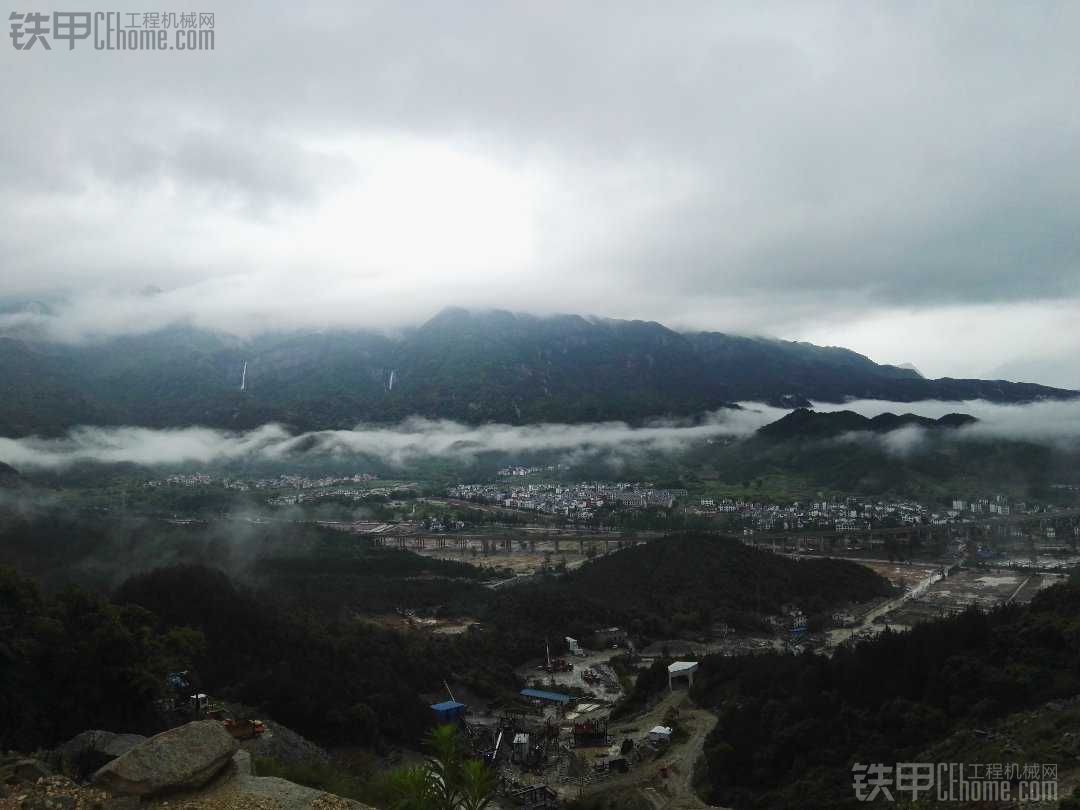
[0,398,1078,471]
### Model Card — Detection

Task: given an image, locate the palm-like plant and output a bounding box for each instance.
[457,759,495,810]
[389,725,495,810]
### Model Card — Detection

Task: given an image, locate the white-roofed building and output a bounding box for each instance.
[668,660,699,690]
[648,725,673,743]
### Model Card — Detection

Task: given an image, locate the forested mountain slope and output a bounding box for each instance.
[1,308,1074,435]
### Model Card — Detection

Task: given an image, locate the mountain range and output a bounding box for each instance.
[0,307,1075,436]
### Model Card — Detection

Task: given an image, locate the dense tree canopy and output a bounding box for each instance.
[695,580,1080,808]
[0,567,202,750]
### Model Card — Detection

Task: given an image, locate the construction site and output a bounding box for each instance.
[880,567,1064,627]
[333,520,656,578]
[332,518,1080,806]
[420,636,711,809]
[400,532,645,579]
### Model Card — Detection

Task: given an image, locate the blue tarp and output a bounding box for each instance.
[431,700,466,723]
[432,700,465,711]
[520,688,572,704]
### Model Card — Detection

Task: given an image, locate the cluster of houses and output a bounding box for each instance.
[765,605,809,636]
[143,471,412,506]
[447,481,688,519]
[689,496,928,532]
[420,516,467,532]
[267,483,410,506]
[689,493,1050,533]
[145,471,380,491]
[497,464,563,477]
[948,495,1022,517]
[145,472,214,488]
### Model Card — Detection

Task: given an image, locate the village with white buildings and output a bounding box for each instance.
[450,479,1059,535]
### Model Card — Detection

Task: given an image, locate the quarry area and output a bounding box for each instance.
[424,652,714,809]
[0,655,717,810]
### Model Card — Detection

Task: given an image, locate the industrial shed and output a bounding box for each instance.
[520,688,573,705]
[431,700,466,724]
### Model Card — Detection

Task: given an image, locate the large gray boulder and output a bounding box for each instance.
[92,720,238,796]
[52,730,147,778]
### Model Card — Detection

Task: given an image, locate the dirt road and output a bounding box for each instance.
[576,690,727,809]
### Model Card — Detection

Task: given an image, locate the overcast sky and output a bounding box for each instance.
[2,2,1078,386]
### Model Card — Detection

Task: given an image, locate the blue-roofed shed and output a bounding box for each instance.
[520,688,572,705]
[431,700,466,723]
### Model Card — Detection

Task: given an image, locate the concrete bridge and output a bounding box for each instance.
[346,509,1080,557]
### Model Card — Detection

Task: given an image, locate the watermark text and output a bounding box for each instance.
[10,11,215,51]
[853,762,1058,803]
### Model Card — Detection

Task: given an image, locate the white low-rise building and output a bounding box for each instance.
[647,726,673,744]
[668,660,699,690]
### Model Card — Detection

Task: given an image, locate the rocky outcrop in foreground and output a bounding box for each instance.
[226,752,371,810]
[1,722,378,810]
[51,732,147,780]
[92,722,237,798]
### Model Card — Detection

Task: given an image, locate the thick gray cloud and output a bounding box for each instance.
[0,408,779,470]
[2,2,1078,383]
